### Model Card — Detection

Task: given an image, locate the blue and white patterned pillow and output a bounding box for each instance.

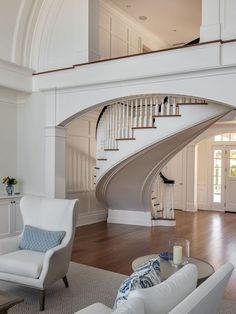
[19,225,66,253]
[114,257,161,309]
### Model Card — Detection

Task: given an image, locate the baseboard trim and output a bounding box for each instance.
[152,219,176,226]
[77,211,107,227]
[107,209,152,226]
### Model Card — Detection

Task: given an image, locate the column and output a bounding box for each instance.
[200,0,221,42]
[185,145,198,212]
[45,126,66,198]
[220,0,236,40]
[76,0,99,63]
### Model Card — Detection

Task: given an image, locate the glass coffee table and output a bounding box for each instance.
[132,254,214,285]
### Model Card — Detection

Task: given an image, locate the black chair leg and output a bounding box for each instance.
[39,290,45,311]
[62,275,69,288]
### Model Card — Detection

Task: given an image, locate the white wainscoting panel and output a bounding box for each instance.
[66,113,108,226]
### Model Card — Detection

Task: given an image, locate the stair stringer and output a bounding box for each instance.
[96,112,231,226]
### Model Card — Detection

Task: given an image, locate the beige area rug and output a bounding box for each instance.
[4,263,126,313]
[0,262,234,313]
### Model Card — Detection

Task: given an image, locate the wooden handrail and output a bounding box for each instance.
[32,39,230,76]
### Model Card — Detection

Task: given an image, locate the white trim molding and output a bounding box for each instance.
[107,209,152,226]
[0,58,32,93]
[77,211,107,227]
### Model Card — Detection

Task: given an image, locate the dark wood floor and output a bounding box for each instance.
[71,210,236,300]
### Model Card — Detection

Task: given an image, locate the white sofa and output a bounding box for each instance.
[74,262,234,314]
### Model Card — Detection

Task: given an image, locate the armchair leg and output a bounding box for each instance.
[39,290,45,311]
[62,275,69,288]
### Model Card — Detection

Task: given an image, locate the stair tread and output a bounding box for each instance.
[177,102,207,105]
[116,138,136,140]
[104,148,119,151]
[153,114,181,117]
[132,126,156,129]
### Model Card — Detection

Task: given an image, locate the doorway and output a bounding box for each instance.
[212,144,236,212]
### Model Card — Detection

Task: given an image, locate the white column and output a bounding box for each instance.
[76,0,99,63]
[45,126,66,198]
[185,144,198,212]
[200,0,221,42]
[220,0,236,40]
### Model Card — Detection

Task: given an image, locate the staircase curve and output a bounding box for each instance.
[95,95,232,226]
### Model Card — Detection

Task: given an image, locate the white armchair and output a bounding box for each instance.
[0,196,78,311]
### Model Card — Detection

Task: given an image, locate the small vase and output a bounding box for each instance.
[6,185,14,196]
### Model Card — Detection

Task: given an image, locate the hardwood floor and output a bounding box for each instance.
[71,210,236,300]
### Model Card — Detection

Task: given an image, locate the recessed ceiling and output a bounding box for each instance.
[109,0,202,46]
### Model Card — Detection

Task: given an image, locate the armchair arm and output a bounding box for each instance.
[0,236,20,255]
[39,241,72,287]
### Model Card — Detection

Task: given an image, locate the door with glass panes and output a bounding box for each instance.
[225,146,236,212]
[212,145,236,212]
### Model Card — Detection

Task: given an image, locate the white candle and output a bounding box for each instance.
[173,245,183,265]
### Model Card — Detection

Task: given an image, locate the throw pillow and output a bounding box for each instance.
[19,225,66,253]
[114,257,161,309]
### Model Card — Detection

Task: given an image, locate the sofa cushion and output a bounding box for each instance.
[112,296,145,314]
[20,225,66,252]
[114,257,161,309]
[0,249,45,279]
[128,263,198,314]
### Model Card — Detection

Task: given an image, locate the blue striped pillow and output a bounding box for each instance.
[20,225,66,252]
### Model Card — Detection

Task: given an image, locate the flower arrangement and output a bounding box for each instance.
[2,176,18,186]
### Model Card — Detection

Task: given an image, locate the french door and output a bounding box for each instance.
[225,146,236,212]
[212,145,236,212]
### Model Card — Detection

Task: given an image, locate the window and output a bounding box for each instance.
[230,150,236,177]
[214,133,236,142]
[213,149,222,203]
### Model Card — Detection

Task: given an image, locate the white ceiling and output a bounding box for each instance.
[109,0,202,46]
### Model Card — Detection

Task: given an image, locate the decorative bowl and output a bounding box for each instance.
[159,252,172,261]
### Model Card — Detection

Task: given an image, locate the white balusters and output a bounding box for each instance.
[160,98,164,116]
[130,100,134,130]
[134,99,138,127]
[143,98,148,127]
[96,94,205,159]
[166,97,170,116]
[172,98,177,115]
[154,96,159,116]
[138,99,142,127]
[126,103,129,138]
[148,97,153,127]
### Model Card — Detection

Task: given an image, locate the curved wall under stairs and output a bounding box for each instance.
[95,95,232,226]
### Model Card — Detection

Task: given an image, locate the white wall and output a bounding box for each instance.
[97,0,166,61]
[66,113,107,226]
[0,0,22,62]
[0,95,17,194]
[17,92,46,196]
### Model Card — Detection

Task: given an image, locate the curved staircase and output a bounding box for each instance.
[95,95,231,226]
